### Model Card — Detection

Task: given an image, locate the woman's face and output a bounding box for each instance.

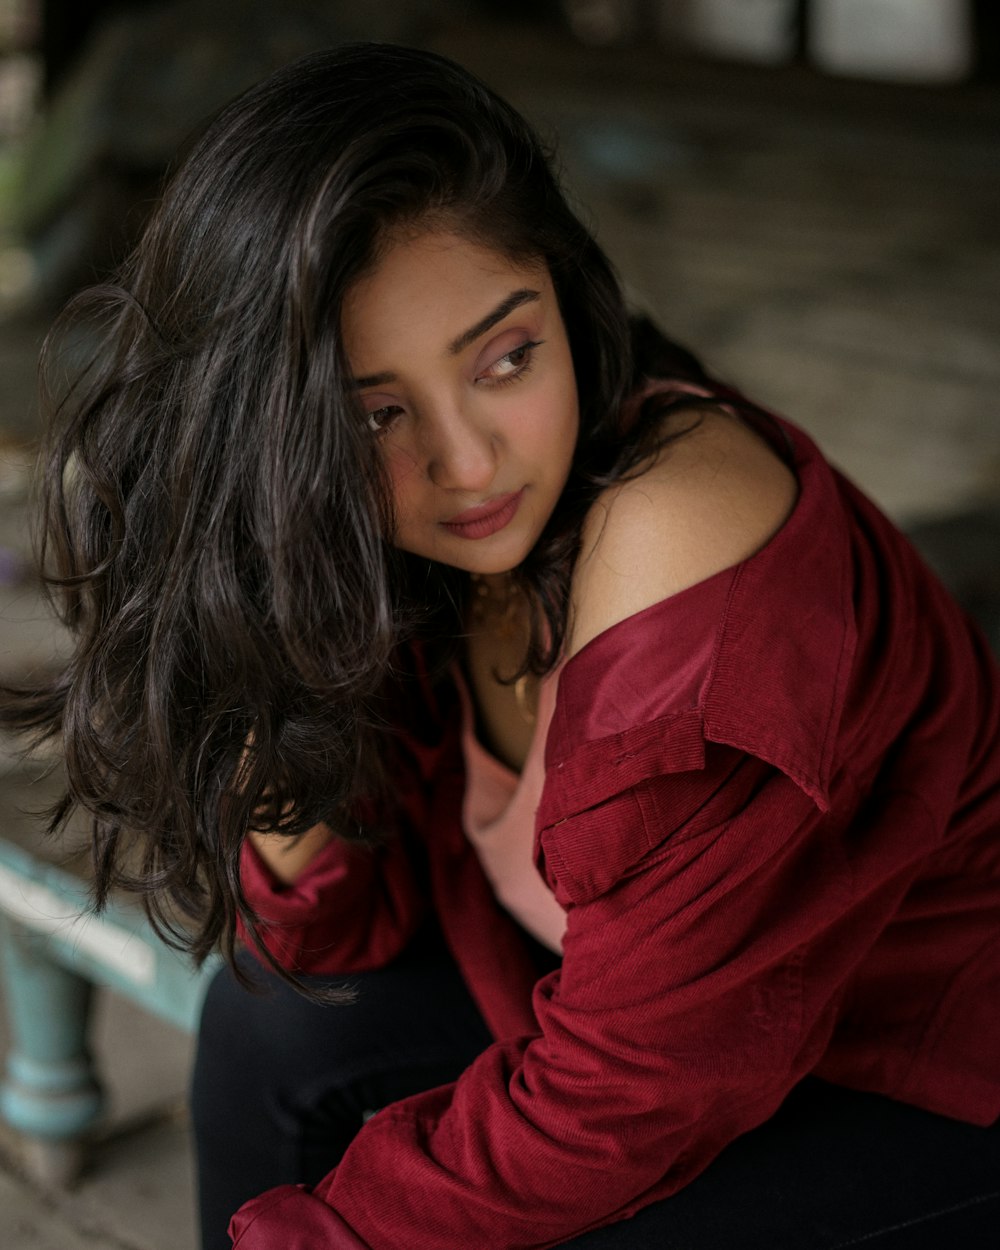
[341,230,579,576]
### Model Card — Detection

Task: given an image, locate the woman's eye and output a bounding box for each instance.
[482,340,541,383]
[366,405,402,434]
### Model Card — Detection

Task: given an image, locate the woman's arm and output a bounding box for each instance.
[229,746,852,1249]
[238,739,434,973]
[249,823,335,885]
[238,642,456,975]
[238,826,427,976]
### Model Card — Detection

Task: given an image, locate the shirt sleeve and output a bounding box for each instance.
[238,823,427,974]
[235,643,457,975]
[229,737,879,1249]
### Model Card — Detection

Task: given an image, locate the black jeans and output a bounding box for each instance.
[191,926,1000,1249]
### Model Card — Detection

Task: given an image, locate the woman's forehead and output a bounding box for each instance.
[341,231,553,369]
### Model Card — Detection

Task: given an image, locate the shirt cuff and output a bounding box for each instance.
[229,1184,369,1249]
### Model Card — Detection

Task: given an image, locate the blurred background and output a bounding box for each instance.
[0,2,998,1247]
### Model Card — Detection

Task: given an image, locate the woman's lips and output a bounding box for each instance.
[440,489,524,540]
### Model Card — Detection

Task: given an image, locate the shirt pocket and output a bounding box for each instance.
[537,712,750,906]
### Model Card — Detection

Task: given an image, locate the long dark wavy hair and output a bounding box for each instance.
[2,43,718,989]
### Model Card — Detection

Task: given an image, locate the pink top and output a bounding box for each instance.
[454,665,567,952]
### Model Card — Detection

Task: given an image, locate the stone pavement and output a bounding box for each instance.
[0,16,998,1250]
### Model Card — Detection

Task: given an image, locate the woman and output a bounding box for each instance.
[7,43,999,1249]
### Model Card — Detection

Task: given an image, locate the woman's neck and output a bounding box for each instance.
[463,574,538,772]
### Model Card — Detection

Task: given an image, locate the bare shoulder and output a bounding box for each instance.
[567,409,798,657]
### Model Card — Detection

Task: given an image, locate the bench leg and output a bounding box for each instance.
[0,919,105,1185]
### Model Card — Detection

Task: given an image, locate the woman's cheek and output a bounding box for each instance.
[385,444,422,488]
[383,445,427,535]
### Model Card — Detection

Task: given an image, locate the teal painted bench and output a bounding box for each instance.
[0,831,218,1185]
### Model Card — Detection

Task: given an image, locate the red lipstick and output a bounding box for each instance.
[440,489,524,540]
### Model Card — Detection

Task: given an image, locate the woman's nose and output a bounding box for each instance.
[424,410,497,492]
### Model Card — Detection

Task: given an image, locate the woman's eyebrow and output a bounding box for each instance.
[350,287,541,389]
[352,369,396,389]
[447,288,541,355]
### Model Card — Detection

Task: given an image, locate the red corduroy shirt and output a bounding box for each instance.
[230,414,1000,1249]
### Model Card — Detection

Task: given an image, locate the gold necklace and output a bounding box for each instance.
[469,573,520,633]
[468,574,538,725]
